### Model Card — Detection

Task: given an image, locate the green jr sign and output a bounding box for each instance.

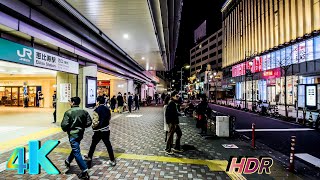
[0,38,34,65]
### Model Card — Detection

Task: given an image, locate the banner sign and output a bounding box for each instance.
[0,38,79,74]
[60,83,71,103]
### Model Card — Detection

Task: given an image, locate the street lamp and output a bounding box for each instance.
[181,65,190,93]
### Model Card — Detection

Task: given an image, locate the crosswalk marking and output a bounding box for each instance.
[295,153,320,168]
[236,128,314,132]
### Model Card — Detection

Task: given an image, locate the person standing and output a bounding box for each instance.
[117,92,124,113]
[127,92,133,113]
[165,91,183,155]
[134,94,140,111]
[196,96,209,134]
[155,92,159,106]
[161,93,166,104]
[52,91,57,123]
[110,95,117,112]
[163,95,170,142]
[61,97,92,179]
[85,96,116,168]
[23,93,29,108]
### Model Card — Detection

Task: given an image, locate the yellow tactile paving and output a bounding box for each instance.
[53,147,246,180]
[0,127,62,152]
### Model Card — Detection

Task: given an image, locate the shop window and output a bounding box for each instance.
[298,85,305,108]
[280,48,286,67]
[266,54,271,70]
[306,39,313,61]
[292,43,299,64]
[285,46,292,66]
[314,36,320,60]
[262,55,267,71]
[298,41,306,63]
[270,52,275,69]
[275,50,281,68]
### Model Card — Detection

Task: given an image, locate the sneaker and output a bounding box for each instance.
[172,148,184,153]
[77,171,90,179]
[106,160,116,166]
[64,159,70,169]
[165,151,174,155]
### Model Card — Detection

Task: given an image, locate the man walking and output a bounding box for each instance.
[117,92,124,113]
[84,96,116,168]
[61,97,92,179]
[52,91,57,123]
[134,93,140,111]
[128,92,133,113]
[165,91,183,155]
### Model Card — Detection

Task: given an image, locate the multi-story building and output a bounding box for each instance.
[222,0,320,111]
[190,29,223,75]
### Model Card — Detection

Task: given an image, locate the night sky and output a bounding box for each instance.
[175,0,226,68]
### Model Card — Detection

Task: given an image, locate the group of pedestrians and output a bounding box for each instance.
[110,92,140,113]
[61,96,116,179]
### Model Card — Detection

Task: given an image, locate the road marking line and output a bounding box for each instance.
[0,127,62,152]
[53,147,246,180]
[236,128,314,132]
[295,153,320,168]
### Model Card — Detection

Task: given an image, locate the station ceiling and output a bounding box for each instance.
[66,0,164,71]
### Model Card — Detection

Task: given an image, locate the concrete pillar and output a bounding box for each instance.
[56,64,97,123]
[127,79,134,94]
[56,72,78,123]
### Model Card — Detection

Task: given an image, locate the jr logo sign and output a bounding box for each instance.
[17,48,32,63]
[226,156,273,174]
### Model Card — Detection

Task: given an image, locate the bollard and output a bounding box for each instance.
[251,123,255,149]
[289,136,296,172]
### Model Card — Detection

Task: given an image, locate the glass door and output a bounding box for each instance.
[28,86,36,107]
[19,87,24,106]
[5,87,12,106]
[11,87,19,106]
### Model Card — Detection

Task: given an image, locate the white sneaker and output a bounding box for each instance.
[106,160,116,166]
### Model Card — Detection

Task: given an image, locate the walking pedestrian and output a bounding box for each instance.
[134,94,140,110]
[23,93,29,108]
[196,96,209,134]
[61,97,92,179]
[155,92,159,106]
[165,91,183,155]
[84,96,116,169]
[127,92,133,113]
[52,91,57,123]
[110,95,117,112]
[161,93,166,104]
[163,95,170,142]
[117,92,124,113]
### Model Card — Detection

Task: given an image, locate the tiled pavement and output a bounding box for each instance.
[0,106,305,179]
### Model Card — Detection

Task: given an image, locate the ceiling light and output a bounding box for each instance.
[123,34,129,39]
[141,57,145,60]
[0,69,5,72]
[150,67,153,70]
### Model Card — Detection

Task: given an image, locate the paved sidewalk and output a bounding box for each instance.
[0,106,305,179]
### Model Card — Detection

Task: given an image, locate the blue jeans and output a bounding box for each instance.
[67,137,88,172]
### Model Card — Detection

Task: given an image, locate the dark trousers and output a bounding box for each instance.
[165,124,182,151]
[111,104,115,111]
[134,102,139,110]
[88,131,115,161]
[53,109,56,122]
[67,136,88,171]
[128,103,132,113]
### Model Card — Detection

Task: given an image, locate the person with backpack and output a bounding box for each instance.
[84,96,116,169]
[61,97,92,179]
[196,96,210,134]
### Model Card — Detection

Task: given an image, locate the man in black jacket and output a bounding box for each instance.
[128,92,133,113]
[85,96,116,168]
[61,97,92,179]
[165,91,183,155]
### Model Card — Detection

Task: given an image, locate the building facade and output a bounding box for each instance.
[222,0,320,110]
[190,29,223,75]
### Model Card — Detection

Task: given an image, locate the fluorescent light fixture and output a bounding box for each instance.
[0,69,5,72]
[150,67,153,70]
[141,57,145,60]
[123,34,129,39]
